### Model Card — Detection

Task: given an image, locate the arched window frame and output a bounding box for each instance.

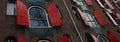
[28,6,51,28]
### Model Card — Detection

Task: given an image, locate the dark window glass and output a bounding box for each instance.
[29,7,48,27]
[4,36,17,42]
[85,33,94,42]
[72,7,81,20]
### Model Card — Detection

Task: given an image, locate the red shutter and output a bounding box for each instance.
[93,9,106,27]
[47,4,62,27]
[85,0,93,6]
[108,32,119,42]
[17,38,26,42]
[59,35,69,42]
[16,0,29,27]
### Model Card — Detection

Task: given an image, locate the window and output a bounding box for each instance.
[72,7,81,19]
[4,36,17,42]
[37,39,51,42]
[85,33,95,42]
[97,35,109,42]
[6,0,16,15]
[77,2,84,5]
[80,6,88,10]
[28,6,50,28]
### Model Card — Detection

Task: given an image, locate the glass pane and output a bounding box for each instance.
[29,7,49,27]
[29,7,46,19]
[84,13,90,21]
[7,3,15,15]
[30,20,48,27]
[77,2,84,5]
[80,6,88,10]
[38,20,48,26]
[30,20,39,26]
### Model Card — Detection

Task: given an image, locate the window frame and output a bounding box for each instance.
[28,6,51,28]
[6,1,16,16]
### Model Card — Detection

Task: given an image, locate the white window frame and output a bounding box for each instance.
[28,6,51,28]
[6,2,16,16]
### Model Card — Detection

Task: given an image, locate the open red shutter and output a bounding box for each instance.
[108,32,119,42]
[17,38,26,42]
[59,35,69,42]
[16,0,29,27]
[47,4,62,27]
[85,0,93,6]
[93,9,106,27]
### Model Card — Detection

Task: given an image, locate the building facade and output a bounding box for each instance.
[0,0,120,42]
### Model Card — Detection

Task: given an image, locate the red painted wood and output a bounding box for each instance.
[17,38,26,42]
[16,0,29,27]
[93,9,106,27]
[108,32,119,42]
[85,0,93,6]
[47,4,62,27]
[59,35,69,42]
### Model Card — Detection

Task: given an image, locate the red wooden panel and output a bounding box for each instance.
[108,32,119,42]
[16,0,29,27]
[84,0,93,6]
[17,38,26,42]
[47,4,62,27]
[59,35,69,42]
[93,9,106,27]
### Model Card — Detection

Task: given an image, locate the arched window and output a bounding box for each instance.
[7,0,16,15]
[85,33,95,42]
[4,36,17,42]
[72,7,81,19]
[36,39,51,42]
[28,6,50,28]
[97,34,109,42]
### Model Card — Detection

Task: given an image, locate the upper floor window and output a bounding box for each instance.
[28,6,50,28]
[6,0,16,16]
[4,36,17,42]
[26,0,45,5]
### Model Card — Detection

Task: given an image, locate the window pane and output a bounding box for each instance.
[80,6,88,10]
[29,7,49,27]
[29,7,46,19]
[30,20,48,27]
[38,20,48,26]
[6,3,15,15]
[77,2,84,5]
[30,20,39,26]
